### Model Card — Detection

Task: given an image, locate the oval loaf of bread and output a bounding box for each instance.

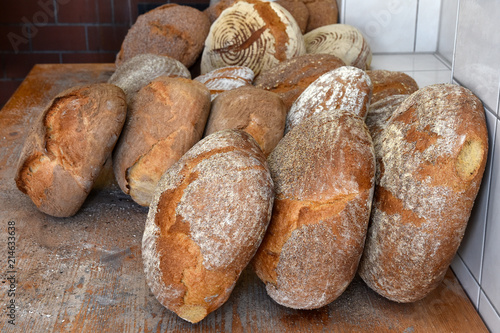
[359,84,488,303]
[286,66,372,133]
[142,129,274,323]
[253,110,376,309]
[15,84,127,217]
[194,65,255,101]
[365,94,408,139]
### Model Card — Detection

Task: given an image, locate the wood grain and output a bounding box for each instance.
[0,64,489,332]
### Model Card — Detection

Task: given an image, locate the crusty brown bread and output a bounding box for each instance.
[286,66,373,133]
[366,70,419,103]
[254,53,345,111]
[142,129,274,323]
[116,4,210,68]
[365,94,408,139]
[194,65,254,101]
[15,84,127,217]
[112,76,211,207]
[201,0,306,76]
[204,86,287,156]
[275,0,310,34]
[302,0,338,32]
[359,84,488,303]
[253,110,376,309]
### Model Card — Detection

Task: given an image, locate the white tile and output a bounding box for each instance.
[482,115,500,314]
[337,0,344,23]
[451,255,480,308]
[479,291,500,333]
[437,0,459,64]
[344,0,418,53]
[458,108,496,281]
[403,70,451,88]
[415,0,441,52]
[370,54,450,72]
[453,0,500,112]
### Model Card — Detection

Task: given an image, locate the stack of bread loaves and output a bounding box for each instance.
[13,0,489,325]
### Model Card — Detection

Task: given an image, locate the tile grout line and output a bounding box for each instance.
[413,0,420,52]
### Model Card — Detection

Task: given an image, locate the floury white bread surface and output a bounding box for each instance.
[194,66,255,100]
[201,0,306,76]
[359,84,489,303]
[252,110,376,309]
[286,66,372,133]
[142,129,274,323]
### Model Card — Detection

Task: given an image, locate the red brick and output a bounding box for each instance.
[87,25,128,52]
[31,26,87,51]
[0,79,23,109]
[0,26,30,52]
[62,52,116,63]
[0,0,57,24]
[57,0,100,23]
[4,53,60,79]
[113,0,132,25]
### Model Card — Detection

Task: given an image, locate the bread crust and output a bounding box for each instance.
[302,0,338,33]
[359,84,488,303]
[15,84,127,217]
[253,110,375,309]
[194,65,254,101]
[142,129,274,323]
[366,70,419,104]
[365,94,408,139]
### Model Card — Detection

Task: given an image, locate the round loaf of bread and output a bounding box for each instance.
[204,86,287,156]
[142,129,274,323]
[275,0,310,34]
[254,53,345,111]
[365,94,408,139]
[201,0,306,76]
[253,110,376,309]
[302,0,338,33]
[116,4,210,68]
[359,84,488,303]
[194,65,255,100]
[112,76,211,207]
[109,53,191,104]
[286,66,372,133]
[366,70,419,103]
[304,24,372,70]
[15,84,127,217]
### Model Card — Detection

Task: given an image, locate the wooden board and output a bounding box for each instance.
[0,64,489,332]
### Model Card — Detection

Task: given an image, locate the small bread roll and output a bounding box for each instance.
[113,76,211,207]
[305,24,372,70]
[204,86,287,156]
[253,110,376,309]
[116,4,210,68]
[201,0,306,76]
[366,70,419,104]
[194,65,254,100]
[254,53,345,111]
[15,84,127,217]
[142,129,274,323]
[359,84,488,303]
[286,66,373,133]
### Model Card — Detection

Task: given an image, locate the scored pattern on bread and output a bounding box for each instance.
[194,65,254,100]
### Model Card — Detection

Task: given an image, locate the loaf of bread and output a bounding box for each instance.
[201,0,306,76]
[366,70,419,103]
[302,0,338,32]
[365,94,408,139]
[275,0,310,34]
[109,53,191,104]
[286,66,372,133]
[142,129,274,323]
[304,24,372,70]
[254,53,345,111]
[116,4,210,68]
[204,0,237,23]
[112,76,211,207]
[204,86,287,156]
[194,65,254,100]
[252,110,375,309]
[15,84,127,217]
[359,84,488,303]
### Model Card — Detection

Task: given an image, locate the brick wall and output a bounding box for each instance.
[0,0,209,108]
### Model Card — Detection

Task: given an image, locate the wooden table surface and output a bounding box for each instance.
[0,64,489,332]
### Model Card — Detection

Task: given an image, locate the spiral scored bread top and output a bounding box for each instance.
[304,24,372,70]
[194,65,255,100]
[201,0,306,76]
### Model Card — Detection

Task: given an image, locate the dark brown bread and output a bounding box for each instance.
[275,0,310,34]
[366,70,419,103]
[112,76,211,207]
[116,4,210,68]
[254,54,345,111]
[253,110,376,309]
[302,0,338,32]
[15,84,127,217]
[204,86,287,156]
[142,129,274,323]
[359,84,488,303]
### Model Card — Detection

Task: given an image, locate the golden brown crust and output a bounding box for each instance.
[112,76,211,207]
[142,129,274,323]
[366,70,419,104]
[303,0,338,32]
[365,94,408,139]
[253,110,375,309]
[15,84,127,217]
[359,84,489,303]
[116,4,210,68]
[204,86,287,156]
[275,0,310,34]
